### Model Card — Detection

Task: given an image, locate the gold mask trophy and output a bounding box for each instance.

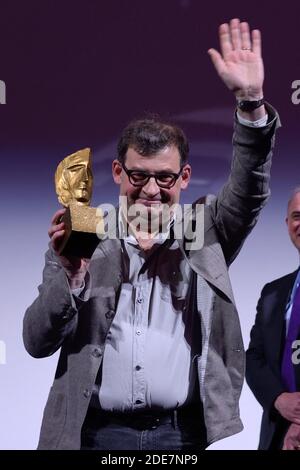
[55,148,104,258]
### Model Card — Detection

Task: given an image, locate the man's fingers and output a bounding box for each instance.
[207,48,226,76]
[216,19,261,59]
[219,23,232,57]
[48,221,65,238]
[252,29,262,56]
[240,22,251,50]
[51,208,66,226]
[51,229,65,252]
[291,415,300,425]
[51,229,65,242]
[230,18,241,50]
[49,208,67,239]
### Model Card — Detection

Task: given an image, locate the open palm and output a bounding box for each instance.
[209,19,264,100]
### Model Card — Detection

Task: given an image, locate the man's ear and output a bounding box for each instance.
[112,159,122,185]
[180,164,191,190]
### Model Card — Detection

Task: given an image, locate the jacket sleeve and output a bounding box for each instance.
[246,284,286,414]
[23,247,86,358]
[207,103,281,266]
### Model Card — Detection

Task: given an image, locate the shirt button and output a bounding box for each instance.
[137,298,143,304]
[61,306,76,320]
[105,310,115,319]
[136,330,141,335]
[135,365,141,371]
[135,399,143,404]
[92,348,102,358]
[83,389,90,398]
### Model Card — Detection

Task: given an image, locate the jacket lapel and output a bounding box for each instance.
[269,270,298,365]
[185,244,235,303]
[174,207,235,303]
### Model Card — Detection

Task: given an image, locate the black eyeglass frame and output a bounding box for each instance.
[121,162,184,189]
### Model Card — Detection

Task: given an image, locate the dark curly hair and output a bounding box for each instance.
[117,117,189,166]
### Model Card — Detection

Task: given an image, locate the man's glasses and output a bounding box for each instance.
[122,162,183,189]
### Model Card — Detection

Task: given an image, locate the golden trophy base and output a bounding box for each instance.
[59,203,104,258]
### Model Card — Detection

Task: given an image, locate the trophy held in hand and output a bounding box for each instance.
[55,148,104,258]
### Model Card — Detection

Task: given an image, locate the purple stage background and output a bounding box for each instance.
[1,0,300,449]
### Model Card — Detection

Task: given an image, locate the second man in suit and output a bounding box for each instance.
[247,189,300,450]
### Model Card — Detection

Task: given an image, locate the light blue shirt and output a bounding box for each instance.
[98,235,201,412]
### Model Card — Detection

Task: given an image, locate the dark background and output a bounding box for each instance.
[2,0,300,210]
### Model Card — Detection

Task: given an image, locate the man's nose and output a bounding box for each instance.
[142,176,160,196]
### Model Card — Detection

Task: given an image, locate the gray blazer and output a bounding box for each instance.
[23,105,280,449]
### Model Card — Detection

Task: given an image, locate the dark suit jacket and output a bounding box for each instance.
[246,269,300,449]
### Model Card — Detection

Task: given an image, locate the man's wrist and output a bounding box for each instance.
[236,98,265,113]
[64,268,87,289]
[237,103,266,122]
[235,88,265,121]
[235,88,264,102]
[237,112,268,128]
[71,280,86,296]
[68,278,85,290]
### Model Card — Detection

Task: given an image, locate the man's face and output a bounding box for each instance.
[286,192,300,251]
[64,157,93,205]
[112,145,191,229]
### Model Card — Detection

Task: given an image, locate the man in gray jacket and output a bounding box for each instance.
[23,18,280,450]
